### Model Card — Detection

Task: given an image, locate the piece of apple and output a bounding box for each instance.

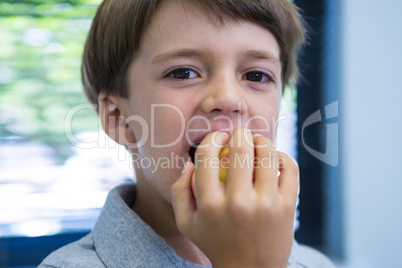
[191,172,196,197]
[219,146,230,183]
[191,146,229,196]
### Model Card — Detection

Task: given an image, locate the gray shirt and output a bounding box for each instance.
[39,184,335,268]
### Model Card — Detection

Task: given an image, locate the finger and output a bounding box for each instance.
[253,135,279,196]
[194,132,229,200]
[171,162,196,236]
[226,127,254,193]
[277,151,299,207]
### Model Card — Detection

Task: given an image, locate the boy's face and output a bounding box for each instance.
[121,0,282,202]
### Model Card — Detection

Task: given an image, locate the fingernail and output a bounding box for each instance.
[217,131,229,138]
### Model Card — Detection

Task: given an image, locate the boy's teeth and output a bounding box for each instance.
[189,143,199,163]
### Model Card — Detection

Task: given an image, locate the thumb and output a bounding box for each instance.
[171,161,195,236]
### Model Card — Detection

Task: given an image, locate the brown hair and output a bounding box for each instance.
[82,0,306,105]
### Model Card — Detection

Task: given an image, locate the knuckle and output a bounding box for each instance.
[287,160,299,175]
[231,144,252,158]
[195,148,220,161]
[284,198,296,211]
[259,195,273,209]
[198,198,219,215]
[228,195,252,216]
[195,146,211,158]
[254,136,270,148]
[279,152,299,174]
[281,197,297,215]
[283,204,296,218]
[264,137,274,147]
[258,198,277,216]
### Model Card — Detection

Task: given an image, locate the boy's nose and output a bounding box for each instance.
[200,77,248,116]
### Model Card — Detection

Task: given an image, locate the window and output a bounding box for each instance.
[0,1,131,266]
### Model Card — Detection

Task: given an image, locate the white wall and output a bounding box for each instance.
[341,0,402,267]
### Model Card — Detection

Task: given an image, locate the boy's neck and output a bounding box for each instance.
[132,175,211,266]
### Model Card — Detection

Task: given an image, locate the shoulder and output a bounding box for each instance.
[39,233,105,268]
[289,240,335,268]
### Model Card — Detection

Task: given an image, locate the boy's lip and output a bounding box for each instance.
[188,129,232,147]
[186,129,232,162]
[186,129,264,159]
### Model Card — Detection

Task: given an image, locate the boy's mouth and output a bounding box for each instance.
[187,130,233,163]
[189,143,199,164]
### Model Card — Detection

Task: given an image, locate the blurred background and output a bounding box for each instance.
[0,0,401,267]
[0,0,134,266]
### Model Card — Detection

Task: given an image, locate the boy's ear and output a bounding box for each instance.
[98,92,136,147]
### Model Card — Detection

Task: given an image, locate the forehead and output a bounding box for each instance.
[138,0,280,61]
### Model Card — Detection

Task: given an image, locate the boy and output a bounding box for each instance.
[40,0,334,267]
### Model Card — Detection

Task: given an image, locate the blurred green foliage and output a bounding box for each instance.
[0,0,101,18]
[0,0,101,161]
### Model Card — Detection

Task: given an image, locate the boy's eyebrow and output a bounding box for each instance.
[151,49,208,64]
[151,49,281,65]
[242,50,281,66]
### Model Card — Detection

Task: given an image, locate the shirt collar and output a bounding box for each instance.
[92,183,209,268]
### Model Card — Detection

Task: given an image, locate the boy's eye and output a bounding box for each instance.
[167,69,199,79]
[242,71,272,82]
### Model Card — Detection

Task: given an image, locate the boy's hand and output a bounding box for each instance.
[171,128,299,268]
